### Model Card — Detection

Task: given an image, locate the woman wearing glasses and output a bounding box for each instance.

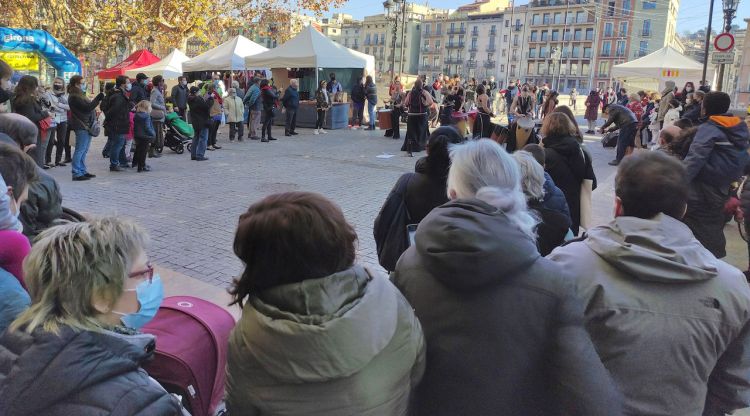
[0,217,182,416]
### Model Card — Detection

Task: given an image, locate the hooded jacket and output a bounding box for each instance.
[133,111,156,140]
[547,214,750,416]
[280,86,299,110]
[392,199,622,416]
[243,84,262,111]
[684,114,750,189]
[544,135,586,232]
[226,265,425,416]
[0,325,181,415]
[18,168,63,243]
[129,82,148,106]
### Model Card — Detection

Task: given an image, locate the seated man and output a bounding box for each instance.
[548,151,750,415]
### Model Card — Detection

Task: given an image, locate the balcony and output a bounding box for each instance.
[529,36,540,42]
[490,29,497,36]
[600,52,611,57]
[484,60,496,69]
[471,29,479,37]
[486,45,496,52]
[469,45,478,52]
[635,50,648,57]
[445,58,464,65]
[446,42,465,49]
[364,39,372,45]
[642,31,651,37]
[509,71,516,77]
[467,60,477,68]
[511,55,519,61]
[421,46,432,53]
[597,73,609,78]
[514,24,523,32]
[447,27,466,35]
[423,31,443,38]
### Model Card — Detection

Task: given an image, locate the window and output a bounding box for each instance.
[502,48,507,56]
[598,61,610,76]
[554,13,562,24]
[541,30,548,41]
[491,25,497,35]
[365,47,370,54]
[433,57,439,67]
[551,30,559,41]
[619,22,628,36]
[583,46,592,58]
[510,64,516,76]
[365,34,371,44]
[425,23,431,33]
[572,45,580,57]
[532,14,540,25]
[574,29,582,41]
[529,48,537,58]
[540,45,548,58]
[435,39,441,48]
[570,63,578,75]
[528,62,535,74]
[601,41,611,56]
[563,29,571,41]
[639,40,648,55]
[436,23,442,34]
[538,62,547,74]
[471,38,478,48]
[562,46,569,57]
[373,34,378,43]
[576,11,586,23]
[623,0,631,11]
[504,34,508,42]
[505,19,510,27]
[604,22,613,37]
[585,28,594,40]
[643,0,656,9]
[513,34,519,45]
[642,20,651,36]
[530,31,538,41]
[607,1,615,16]
[559,62,566,75]
[582,63,590,75]
[515,19,521,27]
[543,13,551,25]
[566,11,574,24]
[501,64,505,72]
[616,40,625,56]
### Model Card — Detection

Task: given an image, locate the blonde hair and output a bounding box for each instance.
[136,100,152,113]
[513,151,545,201]
[540,112,577,138]
[12,217,149,334]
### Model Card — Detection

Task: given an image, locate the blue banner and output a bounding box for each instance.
[0,27,81,80]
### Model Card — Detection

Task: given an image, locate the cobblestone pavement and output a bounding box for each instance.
[45,122,748,290]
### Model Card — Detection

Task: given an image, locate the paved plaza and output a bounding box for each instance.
[45,123,749,290]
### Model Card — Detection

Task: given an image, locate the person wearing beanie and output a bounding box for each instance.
[683,91,750,258]
[129,73,149,106]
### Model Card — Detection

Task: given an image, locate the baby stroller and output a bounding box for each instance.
[164,112,194,154]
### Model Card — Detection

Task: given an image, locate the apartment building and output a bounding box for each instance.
[320,13,356,44]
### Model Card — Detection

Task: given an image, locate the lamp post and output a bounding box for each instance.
[146,35,155,53]
[551,47,562,91]
[716,0,739,91]
[383,0,407,82]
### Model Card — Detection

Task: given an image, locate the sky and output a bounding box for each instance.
[329,0,750,34]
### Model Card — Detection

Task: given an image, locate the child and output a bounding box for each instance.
[133,100,155,172]
[663,98,682,127]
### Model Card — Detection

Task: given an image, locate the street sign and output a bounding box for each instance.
[712,51,735,64]
[714,33,735,52]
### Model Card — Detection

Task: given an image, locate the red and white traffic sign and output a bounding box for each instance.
[715,33,735,52]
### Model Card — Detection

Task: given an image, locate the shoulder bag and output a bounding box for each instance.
[71,111,101,137]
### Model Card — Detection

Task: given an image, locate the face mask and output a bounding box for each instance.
[53,84,63,91]
[686,87,693,92]
[113,274,164,329]
[142,79,148,86]
[124,82,131,91]
[180,80,187,86]
[81,83,87,92]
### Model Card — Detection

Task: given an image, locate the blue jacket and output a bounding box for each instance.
[243,84,262,112]
[133,111,155,140]
[281,87,299,110]
[0,267,30,335]
[542,172,572,223]
[684,114,750,189]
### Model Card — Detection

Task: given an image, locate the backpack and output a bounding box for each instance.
[373,173,414,271]
[407,89,426,114]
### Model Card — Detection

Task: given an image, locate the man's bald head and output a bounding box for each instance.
[659,125,682,146]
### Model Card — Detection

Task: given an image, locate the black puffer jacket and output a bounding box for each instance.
[404,157,449,223]
[19,168,62,242]
[544,135,586,232]
[0,325,181,416]
[11,97,48,126]
[101,88,131,135]
[392,199,622,416]
[129,82,148,106]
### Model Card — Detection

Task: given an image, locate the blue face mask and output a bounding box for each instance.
[114,274,164,329]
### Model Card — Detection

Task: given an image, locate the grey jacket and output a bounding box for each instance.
[548,214,750,416]
[226,265,425,416]
[658,81,675,122]
[150,88,166,121]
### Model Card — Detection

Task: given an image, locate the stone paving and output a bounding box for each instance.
[45,122,749,291]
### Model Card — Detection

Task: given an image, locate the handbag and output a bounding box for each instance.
[150,109,165,120]
[38,117,53,137]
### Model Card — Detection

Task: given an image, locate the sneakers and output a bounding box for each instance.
[268,137,277,141]
[320,129,328,134]
[290,132,299,136]
[84,173,96,178]
[196,156,209,161]
[72,175,90,181]
[314,129,320,135]
[109,166,124,172]
[213,144,222,149]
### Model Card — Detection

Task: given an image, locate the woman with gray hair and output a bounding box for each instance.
[392,139,621,416]
[514,151,572,255]
[0,217,182,416]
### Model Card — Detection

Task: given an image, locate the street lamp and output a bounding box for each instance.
[146,35,155,52]
[716,0,739,91]
[551,47,562,91]
[383,0,407,82]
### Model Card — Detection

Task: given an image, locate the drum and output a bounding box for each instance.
[515,116,534,149]
[378,109,393,130]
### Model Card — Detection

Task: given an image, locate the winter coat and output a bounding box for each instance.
[601,104,637,131]
[50,92,69,124]
[404,157,451,223]
[224,95,245,123]
[684,114,750,190]
[226,265,425,416]
[261,86,278,112]
[0,267,29,335]
[101,89,131,135]
[663,106,682,126]
[658,84,675,122]
[681,103,702,124]
[188,94,212,133]
[584,94,601,121]
[0,325,182,415]
[0,113,38,148]
[544,135,586,232]
[547,213,750,416]
[529,199,571,256]
[315,89,331,110]
[391,198,622,416]
[129,82,148,106]
[542,172,572,222]
[366,82,378,105]
[243,84,262,111]
[281,86,299,110]
[133,111,155,140]
[68,93,103,132]
[18,168,63,243]
[11,97,48,127]
[626,101,643,122]
[150,88,166,121]
[351,83,366,104]
[170,84,188,109]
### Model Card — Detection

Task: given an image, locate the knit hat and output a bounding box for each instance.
[703,91,731,116]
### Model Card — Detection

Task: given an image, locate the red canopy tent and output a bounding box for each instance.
[96,49,160,79]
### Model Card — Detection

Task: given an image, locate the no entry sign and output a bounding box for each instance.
[714,33,735,52]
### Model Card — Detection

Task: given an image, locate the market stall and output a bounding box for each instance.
[95,49,160,93]
[181,35,268,83]
[612,46,715,92]
[245,25,375,129]
[124,48,189,79]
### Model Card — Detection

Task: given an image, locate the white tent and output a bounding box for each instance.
[182,36,268,72]
[611,46,714,92]
[124,49,189,79]
[244,26,375,73]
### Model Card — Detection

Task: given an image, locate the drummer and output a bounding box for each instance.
[509,84,535,123]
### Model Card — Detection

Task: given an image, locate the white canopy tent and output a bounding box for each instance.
[124,49,189,79]
[611,46,715,92]
[182,35,268,72]
[244,26,375,74]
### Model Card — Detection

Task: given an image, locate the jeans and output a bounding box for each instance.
[285,108,297,134]
[109,134,127,167]
[352,102,364,126]
[684,181,729,258]
[192,127,209,158]
[262,109,275,139]
[316,109,325,129]
[367,102,376,128]
[248,110,261,138]
[615,122,637,162]
[229,122,244,140]
[71,129,91,177]
[208,119,220,146]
